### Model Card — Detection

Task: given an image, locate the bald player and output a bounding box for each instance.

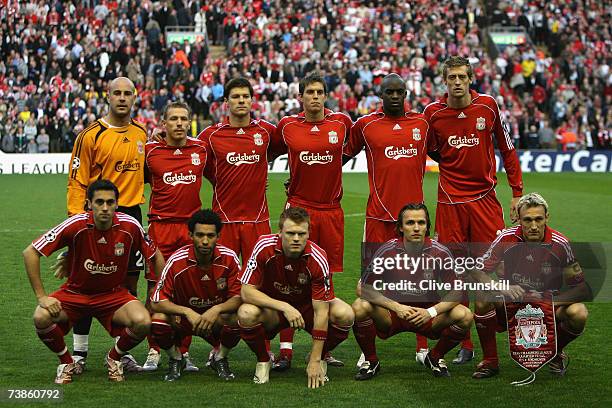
[65,76,149,371]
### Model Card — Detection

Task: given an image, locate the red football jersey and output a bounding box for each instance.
[151,244,241,312]
[423,90,523,204]
[32,212,157,294]
[198,119,276,222]
[362,237,456,305]
[481,225,583,291]
[145,137,208,222]
[273,111,352,209]
[239,234,335,307]
[344,110,430,221]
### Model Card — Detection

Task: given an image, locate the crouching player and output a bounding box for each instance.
[25,180,164,384]
[150,209,242,381]
[352,203,473,379]
[470,193,589,379]
[237,207,355,388]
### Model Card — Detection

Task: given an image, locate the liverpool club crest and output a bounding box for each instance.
[514,304,548,349]
[114,242,125,257]
[191,153,201,165]
[328,131,338,144]
[297,272,309,285]
[412,128,421,141]
[216,277,227,290]
[476,117,486,131]
[253,133,263,146]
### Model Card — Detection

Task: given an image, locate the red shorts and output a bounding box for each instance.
[435,191,505,256]
[50,287,138,337]
[364,218,398,243]
[287,203,343,272]
[377,309,439,340]
[148,221,191,261]
[218,221,271,260]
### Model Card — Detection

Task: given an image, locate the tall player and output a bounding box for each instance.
[423,56,524,365]
[142,101,208,371]
[198,77,276,364]
[237,207,354,388]
[198,77,276,260]
[271,72,353,369]
[469,193,589,378]
[352,203,472,380]
[25,180,164,383]
[150,210,242,382]
[65,77,148,371]
[343,73,433,364]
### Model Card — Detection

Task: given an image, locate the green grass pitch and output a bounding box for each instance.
[0,172,610,407]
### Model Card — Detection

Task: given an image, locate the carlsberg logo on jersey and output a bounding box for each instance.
[384,146,418,160]
[163,171,197,186]
[84,259,118,275]
[448,134,480,149]
[299,151,334,165]
[226,151,261,166]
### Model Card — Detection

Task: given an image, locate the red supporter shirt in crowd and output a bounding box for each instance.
[273,111,352,209]
[198,119,276,222]
[145,137,208,222]
[238,234,335,307]
[344,110,430,221]
[32,212,157,294]
[362,237,456,305]
[481,226,583,291]
[424,90,523,204]
[151,244,241,312]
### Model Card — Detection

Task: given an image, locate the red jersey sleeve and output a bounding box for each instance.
[308,244,335,302]
[344,119,365,158]
[481,232,508,275]
[31,215,84,256]
[269,117,289,159]
[552,232,583,287]
[239,247,265,287]
[489,97,523,197]
[151,261,176,303]
[225,251,242,297]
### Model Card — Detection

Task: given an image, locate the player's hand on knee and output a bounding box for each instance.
[39,296,62,317]
[200,307,219,333]
[406,307,431,327]
[283,305,305,329]
[186,310,203,332]
[395,304,415,321]
[50,251,68,279]
[306,360,325,389]
[510,197,520,223]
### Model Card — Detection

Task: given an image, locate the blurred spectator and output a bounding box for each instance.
[37,128,50,153]
[0,0,609,154]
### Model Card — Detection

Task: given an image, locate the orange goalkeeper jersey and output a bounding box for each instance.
[67,118,147,216]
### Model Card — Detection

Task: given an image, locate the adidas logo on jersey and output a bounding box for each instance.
[457,112,467,119]
[311,125,320,132]
[173,149,182,155]
[237,128,245,135]
[393,123,402,130]
[97,237,107,244]
[201,275,211,281]
[122,136,130,143]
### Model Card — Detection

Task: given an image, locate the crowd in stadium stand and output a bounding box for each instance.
[0,0,609,153]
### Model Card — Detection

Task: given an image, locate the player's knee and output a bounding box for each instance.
[237,303,262,326]
[351,298,373,320]
[331,300,355,326]
[474,300,494,314]
[452,305,473,328]
[131,312,151,335]
[566,303,588,325]
[32,306,52,328]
